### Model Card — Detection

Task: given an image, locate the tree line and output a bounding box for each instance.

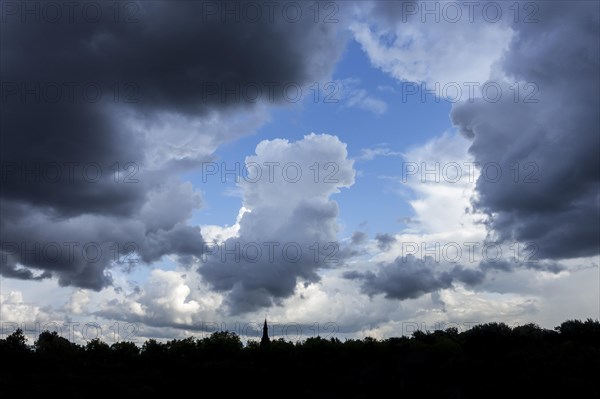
[1,319,599,397]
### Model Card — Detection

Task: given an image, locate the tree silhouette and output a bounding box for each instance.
[35,330,81,356]
[4,328,29,353]
[1,319,599,396]
[200,330,243,354]
[110,340,140,361]
[141,338,167,360]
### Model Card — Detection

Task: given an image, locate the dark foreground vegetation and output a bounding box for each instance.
[1,319,599,397]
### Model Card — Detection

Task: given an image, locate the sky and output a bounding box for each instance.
[0,0,599,345]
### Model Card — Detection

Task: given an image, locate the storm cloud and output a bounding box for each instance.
[451,1,600,260]
[344,255,485,300]
[0,1,345,289]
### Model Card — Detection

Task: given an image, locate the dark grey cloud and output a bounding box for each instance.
[451,1,600,260]
[0,189,205,289]
[1,0,343,214]
[344,255,485,300]
[375,233,396,250]
[0,262,51,281]
[480,259,565,275]
[2,2,341,115]
[351,231,367,246]
[343,246,565,303]
[451,265,486,286]
[0,1,345,289]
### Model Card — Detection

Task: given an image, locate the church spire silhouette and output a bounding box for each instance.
[261,318,270,347]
